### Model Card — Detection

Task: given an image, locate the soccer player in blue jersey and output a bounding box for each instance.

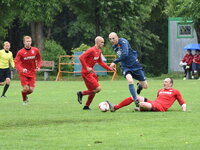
[107,32,148,109]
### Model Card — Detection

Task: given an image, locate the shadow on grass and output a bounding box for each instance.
[0,118,114,130]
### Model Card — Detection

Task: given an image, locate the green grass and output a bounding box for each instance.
[0,79,200,150]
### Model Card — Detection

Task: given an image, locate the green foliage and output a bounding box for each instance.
[17,0,63,25]
[66,0,167,76]
[0,0,16,42]
[1,0,171,76]
[71,43,90,52]
[165,0,200,43]
[42,40,66,72]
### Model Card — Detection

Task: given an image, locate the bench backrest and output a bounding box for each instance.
[40,61,55,71]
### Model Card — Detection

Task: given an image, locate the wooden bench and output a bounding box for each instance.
[40,61,55,80]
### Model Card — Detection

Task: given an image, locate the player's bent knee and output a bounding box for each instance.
[95,87,101,93]
[5,78,11,84]
[126,74,134,84]
[137,96,144,102]
[143,84,148,89]
[140,102,152,110]
[140,102,147,107]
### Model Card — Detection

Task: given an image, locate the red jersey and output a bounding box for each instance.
[79,46,111,73]
[154,88,185,111]
[193,53,200,64]
[182,54,194,65]
[15,47,42,77]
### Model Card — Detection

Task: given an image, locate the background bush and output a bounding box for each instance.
[42,40,66,74]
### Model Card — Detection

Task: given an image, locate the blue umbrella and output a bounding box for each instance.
[183,43,200,50]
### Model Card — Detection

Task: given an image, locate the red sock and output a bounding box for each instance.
[21,91,27,101]
[114,97,133,110]
[21,90,32,101]
[82,90,94,95]
[85,94,95,106]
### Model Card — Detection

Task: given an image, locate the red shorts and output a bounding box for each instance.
[82,72,99,90]
[19,75,36,87]
[147,100,166,112]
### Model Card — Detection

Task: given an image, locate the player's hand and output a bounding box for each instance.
[185,65,190,69]
[36,67,40,71]
[110,62,116,71]
[22,68,27,73]
[110,67,116,72]
[86,67,93,73]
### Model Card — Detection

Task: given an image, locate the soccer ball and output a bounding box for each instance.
[98,102,109,112]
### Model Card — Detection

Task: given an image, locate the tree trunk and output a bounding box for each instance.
[194,19,200,43]
[31,22,44,51]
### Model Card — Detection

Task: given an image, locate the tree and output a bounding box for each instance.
[17,0,63,51]
[165,0,200,43]
[0,0,16,44]
[66,0,159,49]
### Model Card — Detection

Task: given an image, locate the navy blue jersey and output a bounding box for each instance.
[112,38,142,70]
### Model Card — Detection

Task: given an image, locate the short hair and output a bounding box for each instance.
[23,36,32,42]
[109,32,118,37]
[95,36,104,44]
[169,78,173,86]
[3,41,10,46]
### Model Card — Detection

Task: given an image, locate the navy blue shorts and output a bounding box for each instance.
[122,68,146,81]
[0,68,11,82]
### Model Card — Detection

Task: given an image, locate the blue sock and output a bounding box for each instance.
[129,84,137,100]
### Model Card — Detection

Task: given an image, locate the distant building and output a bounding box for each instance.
[168,17,197,72]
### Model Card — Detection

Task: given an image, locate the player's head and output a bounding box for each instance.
[163,78,173,89]
[195,50,200,54]
[23,36,32,49]
[95,36,104,49]
[186,49,192,54]
[109,32,119,45]
[3,41,10,51]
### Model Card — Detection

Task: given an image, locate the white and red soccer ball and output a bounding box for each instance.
[98,101,109,112]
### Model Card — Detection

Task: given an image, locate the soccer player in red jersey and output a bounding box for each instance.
[15,36,42,104]
[192,50,200,79]
[107,78,186,112]
[77,36,115,110]
[180,50,194,80]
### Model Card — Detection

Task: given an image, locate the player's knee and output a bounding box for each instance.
[23,86,29,92]
[137,96,144,102]
[29,87,34,93]
[96,87,101,93]
[140,82,148,89]
[139,102,149,111]
[126,74,133,84]
[5,78,10,85]
[29,89,33,93]
[143,84,148,89]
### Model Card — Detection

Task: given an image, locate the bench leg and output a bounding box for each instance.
[44,72,49,80]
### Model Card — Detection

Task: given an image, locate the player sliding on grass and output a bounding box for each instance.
[15,36,42,105]
[107,78,187,112]
[77,36,115,110]
[108,32,148,109]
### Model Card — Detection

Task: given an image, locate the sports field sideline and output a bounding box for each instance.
[0,79,199,150]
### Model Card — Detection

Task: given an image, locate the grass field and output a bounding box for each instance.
[0,79,199,150]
